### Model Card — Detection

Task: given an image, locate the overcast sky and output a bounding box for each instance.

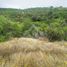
[0,0,67,9]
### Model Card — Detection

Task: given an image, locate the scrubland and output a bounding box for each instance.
[0,38,67,67]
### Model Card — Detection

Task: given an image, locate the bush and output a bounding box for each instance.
[46,28,64,41]
[63,26,67,41]
[32,16,42,21]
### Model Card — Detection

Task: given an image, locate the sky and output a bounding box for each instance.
[0,0,67,9]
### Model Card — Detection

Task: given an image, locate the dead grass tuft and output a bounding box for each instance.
[0,37,67,67]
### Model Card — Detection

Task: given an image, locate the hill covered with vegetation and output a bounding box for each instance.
[0,7,67,42]
[0,7,67,67]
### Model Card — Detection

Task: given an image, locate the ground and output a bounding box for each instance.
[0,37,67,67]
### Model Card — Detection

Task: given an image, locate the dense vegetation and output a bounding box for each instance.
[0,7,67,42]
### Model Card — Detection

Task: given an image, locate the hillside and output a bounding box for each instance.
[0,38,67,67]
[0,7,67,66]
[0,7,67,42]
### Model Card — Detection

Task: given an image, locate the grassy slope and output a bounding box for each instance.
[0,38,67,67]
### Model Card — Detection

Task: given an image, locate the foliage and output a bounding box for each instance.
[0,7,67,42]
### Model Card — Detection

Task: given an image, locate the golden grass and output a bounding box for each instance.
[0,37,67,67]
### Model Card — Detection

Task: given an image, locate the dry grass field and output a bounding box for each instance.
[0,37,67,67]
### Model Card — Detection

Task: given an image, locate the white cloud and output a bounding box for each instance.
[0,0,67,9]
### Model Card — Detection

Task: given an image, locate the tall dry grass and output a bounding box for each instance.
[0,37,67,67]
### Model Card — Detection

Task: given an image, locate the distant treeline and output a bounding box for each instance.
[0,7,67,42]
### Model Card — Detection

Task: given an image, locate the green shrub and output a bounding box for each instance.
[46,28,64,41]
[63,26,67,41]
